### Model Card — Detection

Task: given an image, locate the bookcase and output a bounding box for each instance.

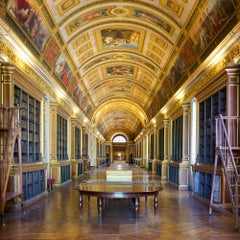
[198,88,226,164]
[57,114,68,161]
[61,165,70,183]
[194,87,226,201]
[14,86,40,163]
[14,86,45,201]
[169,165,179,184]
[150,134,154,159]
[155,162,162,176]
[75,126,81,159]
[22,170,45,200]
[78,163,83,175]
[158,128,164,160]
[172,115,183,162]
[193,171,220,202]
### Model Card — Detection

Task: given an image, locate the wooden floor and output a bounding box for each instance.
[1,164,240,239]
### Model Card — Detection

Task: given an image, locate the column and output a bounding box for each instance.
[0,63,15,107]
[225,63,240,146]
[179,103,190,190]
[70,118,77,179]
[49,103,59,185]
[49,103,58,163]
[152,126,157,173]
[226,63,240,117]
[182,103,190,163]
[161,118,170,181]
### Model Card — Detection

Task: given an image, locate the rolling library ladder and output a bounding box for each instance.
[0,106,23,226]
[209,115,240,231]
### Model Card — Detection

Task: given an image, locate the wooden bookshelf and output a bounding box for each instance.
[14,86,40,164]
[14,86,45,201]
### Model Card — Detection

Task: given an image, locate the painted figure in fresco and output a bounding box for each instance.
[101,29,139,49]
[107,66,133,76]
[55,55,72,87]
[8,0,49,51]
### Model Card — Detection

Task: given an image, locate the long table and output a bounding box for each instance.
[74,181,162,223]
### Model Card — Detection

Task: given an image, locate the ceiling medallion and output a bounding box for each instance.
[110,6,129,17]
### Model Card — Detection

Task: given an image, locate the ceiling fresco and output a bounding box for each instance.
[2,0,239,140]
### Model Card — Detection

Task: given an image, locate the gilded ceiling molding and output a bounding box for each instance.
[0,1,6,18]
[0,39,86,126]
[152,34,240,125]
[92,98,148,127]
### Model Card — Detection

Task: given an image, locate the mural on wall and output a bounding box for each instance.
[167,56,186,90]
[67,76,78,95]
[190,0,236,54]
[7,0,50,51]
[44,38,60,67]
[180,39,197,69]
[55,54,72,87]
[101,28,140,49]
[146,95,160,120]
[74,84,85,103]
[73,84,92,115]
[156,0,237,108]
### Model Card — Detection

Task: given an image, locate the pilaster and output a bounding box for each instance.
[226,63,240,117]
[226,63,240,146]
[179,103,190,190]
[0,62,15,107]
[161,118,170,181]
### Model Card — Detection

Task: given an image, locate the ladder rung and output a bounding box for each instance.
[232,195,240,198]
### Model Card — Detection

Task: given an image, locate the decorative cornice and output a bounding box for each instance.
[0,39,87,126]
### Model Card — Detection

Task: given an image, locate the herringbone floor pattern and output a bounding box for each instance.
[0,165,240,239]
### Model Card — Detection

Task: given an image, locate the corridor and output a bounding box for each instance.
[0,165,239,240]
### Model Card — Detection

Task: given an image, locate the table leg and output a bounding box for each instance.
[154,193,158,215]
[97,197,103,223]
[134,197,140,219]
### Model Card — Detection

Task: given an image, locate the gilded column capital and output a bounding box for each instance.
[0,62,15,74]
[181,102,190,111]
[163,118,170,128]
[225,62,240,76]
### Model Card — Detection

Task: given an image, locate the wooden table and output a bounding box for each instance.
[74,181,162,223]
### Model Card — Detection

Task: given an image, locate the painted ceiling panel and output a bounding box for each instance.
[4,0,239,140]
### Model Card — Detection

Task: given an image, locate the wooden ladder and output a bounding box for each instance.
[0,106,23,226]
[209,115,240,231]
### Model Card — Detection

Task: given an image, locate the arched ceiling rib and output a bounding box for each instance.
[3,0,239,140]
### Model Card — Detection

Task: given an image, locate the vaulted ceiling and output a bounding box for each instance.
[1,0,239,140]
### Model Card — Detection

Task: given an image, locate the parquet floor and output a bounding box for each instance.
[1,164,240,239]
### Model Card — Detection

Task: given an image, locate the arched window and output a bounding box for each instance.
[113,135,126,143]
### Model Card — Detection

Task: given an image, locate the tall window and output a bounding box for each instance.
[172,116,183,162]
[113,135,126,143]
[198,88,226,164]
